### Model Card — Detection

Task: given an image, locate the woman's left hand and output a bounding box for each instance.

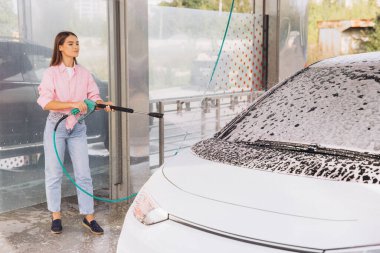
[97,100,114,112]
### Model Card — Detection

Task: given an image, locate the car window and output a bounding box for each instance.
[219,54,380,155]
[24,53,51,81]
[0,42,24,82]
[23,44,52,82]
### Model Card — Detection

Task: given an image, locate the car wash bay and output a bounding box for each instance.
[0,0,308,251]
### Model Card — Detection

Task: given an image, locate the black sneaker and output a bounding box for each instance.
[51,219,63,234]
[82,218,104,235]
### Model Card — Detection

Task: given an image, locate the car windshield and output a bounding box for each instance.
[218,53,380,155]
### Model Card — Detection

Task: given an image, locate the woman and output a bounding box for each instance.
[37,31,112,235]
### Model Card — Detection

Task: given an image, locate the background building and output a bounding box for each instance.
[318,19,375,58]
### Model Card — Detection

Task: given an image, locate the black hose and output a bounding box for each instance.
[54,114,69,131]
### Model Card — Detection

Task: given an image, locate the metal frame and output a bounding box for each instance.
[108,0,150,200]
[151,91,264,166]
[108,0,130,200]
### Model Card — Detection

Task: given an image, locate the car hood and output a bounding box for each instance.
[157,148,380,250]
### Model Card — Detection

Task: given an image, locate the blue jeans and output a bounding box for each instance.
[43,117,94,214]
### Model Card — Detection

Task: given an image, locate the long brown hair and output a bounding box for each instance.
[50,31,78,66]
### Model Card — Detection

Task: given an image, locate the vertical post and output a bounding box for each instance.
[108,0,150,200]
[230,95,235,111]
[262,14,269,91]
[215,98,221,131]
[201,98,206,137]
[127,0,150,194]
[17,0,33,40]
[108,0,126,198]
[177,100,182,113]
[158,102,165,166]
[265,0,280,88]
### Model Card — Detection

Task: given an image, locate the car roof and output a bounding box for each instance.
[0,37,35,44]
[311,51,380,68]
[0,38,52,56]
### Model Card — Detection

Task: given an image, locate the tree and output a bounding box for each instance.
[0,0,18,37]
[159,0,252,13]
[364,15,380,52]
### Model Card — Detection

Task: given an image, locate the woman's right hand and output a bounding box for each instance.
[72,101,87,113]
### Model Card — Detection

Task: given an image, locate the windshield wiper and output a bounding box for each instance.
[238,139,380,160]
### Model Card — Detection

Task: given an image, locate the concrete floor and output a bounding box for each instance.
[0,195,131,253]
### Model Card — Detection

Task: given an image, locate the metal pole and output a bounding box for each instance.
[177,100,183,114]
[201,98,208,137]
[158,101,165,166]
[230,95,235,111]
[108,0,125,198]
[216,98,221,131]
[17,0,32,40]
[262,14,269,91]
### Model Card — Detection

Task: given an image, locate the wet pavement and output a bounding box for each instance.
[0,194,131,253]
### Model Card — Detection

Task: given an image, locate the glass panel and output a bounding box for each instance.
[279,0,308,80]
[148,2,262,167]
[127,0,151,192]
[0,0,110,213]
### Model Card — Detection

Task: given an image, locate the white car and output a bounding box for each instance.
[117,52,380,253]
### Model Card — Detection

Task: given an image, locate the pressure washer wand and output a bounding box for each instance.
[96,104,134,113]
[96,103,163,118]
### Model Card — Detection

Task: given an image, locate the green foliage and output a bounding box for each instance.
[0,0,18,37]
[363,16,380,51]
[308,0,379,45]
[307,0,379,64]
[159,0,252,13]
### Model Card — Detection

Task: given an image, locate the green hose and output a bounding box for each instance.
[209,0,235,84]
[53,130,137,203]
[53,107,137,203]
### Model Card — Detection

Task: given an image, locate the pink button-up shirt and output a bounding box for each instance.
[37,63,102,129]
